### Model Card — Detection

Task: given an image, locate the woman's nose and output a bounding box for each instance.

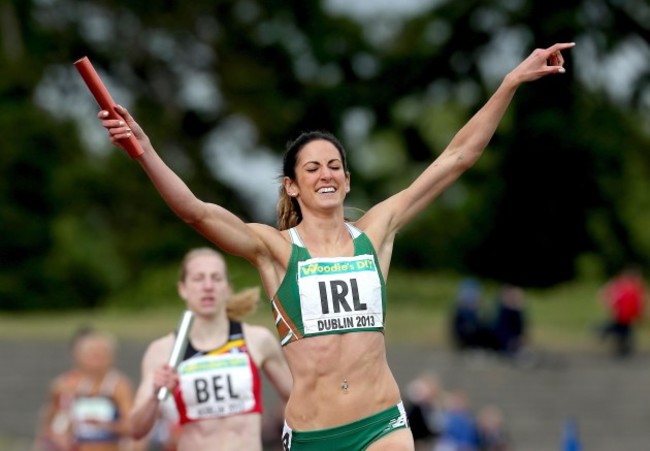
[203,278,215,289]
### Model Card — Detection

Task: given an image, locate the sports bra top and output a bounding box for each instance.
[70,371,121,442]
[172,321,262,424]
[272,222,386,346]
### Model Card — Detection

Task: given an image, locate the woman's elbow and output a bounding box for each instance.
[127,415,153,440]
[130,424,150,441]
[173,203,207,225]
[454,151,481,172]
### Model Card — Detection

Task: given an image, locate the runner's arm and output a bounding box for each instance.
[99,106,268,262]
[129,338,176,440]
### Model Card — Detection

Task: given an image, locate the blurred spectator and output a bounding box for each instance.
[490,285,527,359]
[450,278,489,351]
[404,372,445,450]
[34,329,140,451]
[560,417,582,451]
[477,405,511,451]
[597,266,647,357]
[435,389,480,451]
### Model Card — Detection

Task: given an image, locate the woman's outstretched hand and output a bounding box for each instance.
[98,105,150,154]
[507,42,575,85]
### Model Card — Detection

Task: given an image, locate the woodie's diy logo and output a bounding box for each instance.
[299,258,375,277]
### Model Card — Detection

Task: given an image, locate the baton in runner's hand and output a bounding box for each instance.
[74,56,144,159]
[157,310,195,401]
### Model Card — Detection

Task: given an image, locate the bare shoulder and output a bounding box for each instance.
[147,333,175,351]
[241,322,281,362]
[142,333,175,366]
[248,222,282,235]
[249,223,290,246]
[352,205,394,246]
[51,370,79,393]
[241,322,277,343]
[113,371,135,392]
[247,223,293,279]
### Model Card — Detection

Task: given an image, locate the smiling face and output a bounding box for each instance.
[285,139,350,212]
[178,250,232,317]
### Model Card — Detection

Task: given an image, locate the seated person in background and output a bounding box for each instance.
[450,278,489,351]
[477,405,511,451]
[435,389,480,451]
[490,284,527,358]
[404,372,445,450]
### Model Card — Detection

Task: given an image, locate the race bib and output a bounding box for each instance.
[177,353,255,420]
[297,254,383,336]
[71,396,117,440]
[71,396,115,422]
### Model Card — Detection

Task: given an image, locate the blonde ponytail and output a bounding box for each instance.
[226,286,261,320]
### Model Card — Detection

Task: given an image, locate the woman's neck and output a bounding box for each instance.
[297,217,352,257]
[189,313,230,349]
[298,208,345,236]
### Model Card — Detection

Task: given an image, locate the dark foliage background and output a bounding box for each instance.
[1,0,649,310]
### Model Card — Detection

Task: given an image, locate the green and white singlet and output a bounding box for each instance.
[272,223,386,346]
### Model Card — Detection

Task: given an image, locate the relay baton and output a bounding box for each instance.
[157,310,195,401]
[73,56,144,159]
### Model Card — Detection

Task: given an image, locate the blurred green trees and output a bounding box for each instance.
[1,0,649,310]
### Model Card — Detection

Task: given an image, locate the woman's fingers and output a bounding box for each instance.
[545,42,574,69]
[545,42,576,55]
[96,108,135,141]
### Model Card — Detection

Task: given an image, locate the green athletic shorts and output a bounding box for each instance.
[281,401,409,451]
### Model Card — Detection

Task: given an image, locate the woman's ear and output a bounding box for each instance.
[284,177,297,197]
[177,281,187,300]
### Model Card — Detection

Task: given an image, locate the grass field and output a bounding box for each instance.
[1,267,648,352]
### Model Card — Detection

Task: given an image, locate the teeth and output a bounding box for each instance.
[319,187,335,193]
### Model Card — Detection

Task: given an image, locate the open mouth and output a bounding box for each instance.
[200,296,215,305]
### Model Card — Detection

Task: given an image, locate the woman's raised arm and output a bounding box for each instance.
[99,105,268,261]
[374,42,575,235]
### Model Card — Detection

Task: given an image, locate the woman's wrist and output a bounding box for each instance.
[501,72,521,92]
